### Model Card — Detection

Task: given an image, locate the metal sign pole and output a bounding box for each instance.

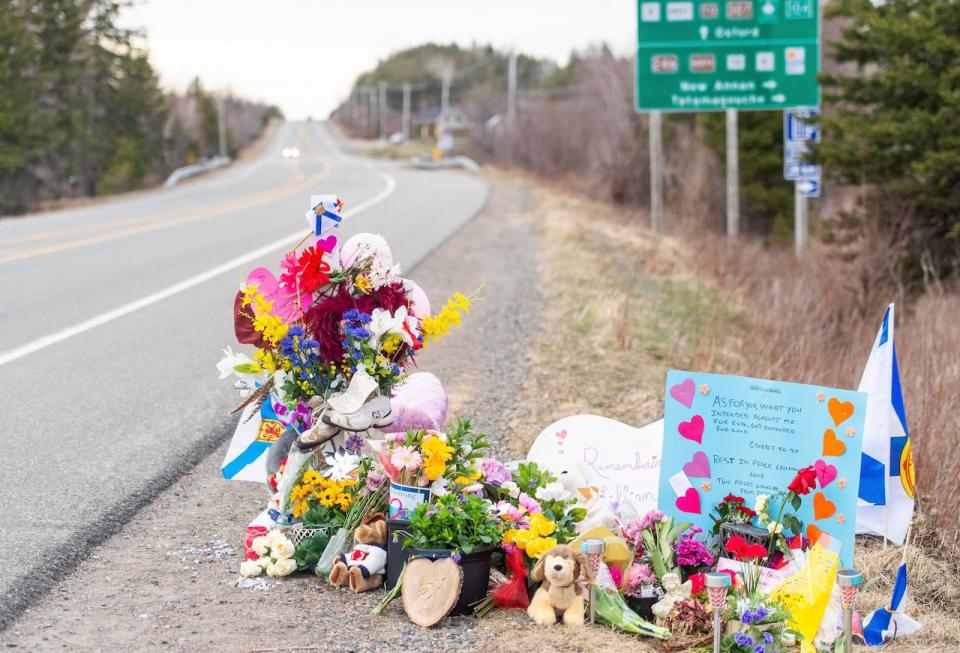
[649,110,664,233]
[795,182,808,257]
[726,108,739,240]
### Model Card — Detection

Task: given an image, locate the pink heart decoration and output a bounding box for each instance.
[316,235,338,253]
[683,451,711,478]
[675,487,701,514]
[245,267,310,323]
[814,459,838,488]
[678,415,705,444]
[555,429,567,441]
[669,378,696,409]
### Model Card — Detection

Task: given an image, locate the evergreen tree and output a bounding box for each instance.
[819,0,960,284]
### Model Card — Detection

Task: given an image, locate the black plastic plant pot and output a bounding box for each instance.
[404,545,495,616]
[385,518,409,592]
[626,595,658,621]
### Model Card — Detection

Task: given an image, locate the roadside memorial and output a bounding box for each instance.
[217,194,921,646]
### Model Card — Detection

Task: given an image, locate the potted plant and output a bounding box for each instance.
[400,493,503,615]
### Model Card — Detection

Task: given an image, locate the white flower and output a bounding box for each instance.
[754,494,769,514]
[251,536,269,556]
[257,555,272,569]
[272,557,297,576]
[216,347,257,380]
[263,561,278,577]
[264,529,287,549]
[325,451,361,480]
[271,536,295,560]
[240,559,263,577]
[430,477,450,497]
[501,481,520,499]
[368,307,406,344]
[767,521,784,534]
[469,457,483,472]
[535,481,571,503]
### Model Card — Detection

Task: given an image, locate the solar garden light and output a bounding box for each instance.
[705,572,732,653]
[581,538,606,624]
[837,568,863,651]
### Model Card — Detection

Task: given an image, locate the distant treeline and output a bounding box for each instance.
[0,0,282,215]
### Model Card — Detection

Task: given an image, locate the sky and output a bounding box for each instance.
[119,0,635,119]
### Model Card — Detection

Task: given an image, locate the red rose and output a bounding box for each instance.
[787,535,804,549]
[689,573,705,595]
[743,543,768,560]
[725,534,748,557]
[723,494,745,504]
[738,506,757,518]
[787,465,817,495]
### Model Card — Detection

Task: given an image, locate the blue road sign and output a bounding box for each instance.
[785,108,820,142]
[784,107,821,182]
[796,178,820,197]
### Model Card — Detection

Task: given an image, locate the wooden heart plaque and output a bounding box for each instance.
[401,557,463,627]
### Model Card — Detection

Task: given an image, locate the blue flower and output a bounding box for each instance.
[741,609,755,625]
[287,325,304,338]
[762,632,773,644]
[733,632,754,647]
[754,605,770,622]
[451,552,462,564]
[344,433,364,454]
[753,645,766,653]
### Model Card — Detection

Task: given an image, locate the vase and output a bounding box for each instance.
[388,481,431,520]
[404,546,495,615]
[626,595,658,621]
[315,527,353,578]
[385,518,409,591]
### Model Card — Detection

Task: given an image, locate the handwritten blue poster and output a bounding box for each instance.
[658,369,867,566]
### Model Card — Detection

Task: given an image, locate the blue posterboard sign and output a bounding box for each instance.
[658,369,866,566]
[784,107,822,191]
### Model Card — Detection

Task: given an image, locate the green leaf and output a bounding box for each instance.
[790,493,802,511]
[233,363,260,373]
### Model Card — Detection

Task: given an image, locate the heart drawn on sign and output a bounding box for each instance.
[675,487,701,514]
[669,378,696,409]
[822,429,846,457]
[827,397,855,426]
[683,451,711,478]
[813,492,837,520]
[814,459,838,487]
[807,523,829,546]
[678,415,705,445]
[555,429,567,441]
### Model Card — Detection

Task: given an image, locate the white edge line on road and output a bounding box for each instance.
[0,171,397,368]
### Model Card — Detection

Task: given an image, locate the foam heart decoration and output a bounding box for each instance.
[670,378,696,409]
[822,429,846,457]
[828,398,854,426]
[807,523,829,546]
[814,459,837,487]
[678,415,705,444]
[245,267,310,323]
[316,234,338,253]
[813,492,836,520]
[675,487,701,514]
[683,451,711,478]
[555,429,568,441]
[401,557,462,627]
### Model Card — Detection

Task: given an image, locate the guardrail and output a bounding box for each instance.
[410,155,480,173]
[163,155,231,187]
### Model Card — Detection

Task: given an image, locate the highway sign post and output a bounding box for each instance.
[783,106,820,255]
[636,0,821,241]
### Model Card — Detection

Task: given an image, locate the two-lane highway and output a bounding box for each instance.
[0,121,488,628]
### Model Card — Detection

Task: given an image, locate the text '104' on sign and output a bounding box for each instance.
[635,0,821,112]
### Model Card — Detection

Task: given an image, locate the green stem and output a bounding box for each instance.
[766,493,791,560]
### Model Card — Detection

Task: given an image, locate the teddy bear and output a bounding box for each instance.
[527,544,595,627]
[329,515,388,592]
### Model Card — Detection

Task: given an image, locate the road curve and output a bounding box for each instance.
[0,121,488,628]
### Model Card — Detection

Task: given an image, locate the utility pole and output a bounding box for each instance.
[506,52,518,127]
[217,95,227,158]
[649,111,663,233]
[378,81,387,141]
[726,108,740,240]
[402,83,411,141]
[441,70,452,118]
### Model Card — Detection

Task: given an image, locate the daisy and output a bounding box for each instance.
[390,446,423,470]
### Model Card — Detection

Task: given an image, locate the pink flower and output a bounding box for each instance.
[390,446,422,470]
[638,510,666,530]
[519,493,542,515]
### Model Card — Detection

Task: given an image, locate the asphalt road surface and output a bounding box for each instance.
[0,121,488,628]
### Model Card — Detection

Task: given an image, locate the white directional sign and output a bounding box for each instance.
[796,178,820,197]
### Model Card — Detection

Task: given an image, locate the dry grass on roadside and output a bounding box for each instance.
[513,177,960,651]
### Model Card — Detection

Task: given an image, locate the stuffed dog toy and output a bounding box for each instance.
[329,516,387,592]
[527,544,595,627]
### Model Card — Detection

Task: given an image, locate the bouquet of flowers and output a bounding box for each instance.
[709,494,757,535]
[722,596,795,653]
[374,419,490,492]
[240,529,298,578]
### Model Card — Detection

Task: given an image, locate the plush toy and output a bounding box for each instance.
[536,452,589,495]
[329,516,388,593]
[527,544,595,627]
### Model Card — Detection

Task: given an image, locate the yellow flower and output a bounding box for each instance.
[422,436,455,462]
[292,500,309,519]
[526,537,558,559]
[453,469,482,486]
[381,335,402,354]
[511,528,536,551]
[424,458,446,481]
[318,488,337,508]
[451,292,471,313]
[353,274,373,294]
[337,495,352,511]
[302,469,322,485]
[528,514,556,538]
[420,289,478,347]
[502,529,520,546]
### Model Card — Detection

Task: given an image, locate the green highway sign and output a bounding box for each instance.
[635,0,820,112]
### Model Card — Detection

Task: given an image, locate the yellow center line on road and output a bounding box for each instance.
[0,160,332,264]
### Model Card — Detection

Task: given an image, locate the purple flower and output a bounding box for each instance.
[733,632,754,647]
[753,645,766,653]
[344,433,365,454]
[451,552,462,564]
[762,632,774,644]
[365,470,385,494]
[481,458,511,486]
[674,536,714,567]
[741,609,755,625]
